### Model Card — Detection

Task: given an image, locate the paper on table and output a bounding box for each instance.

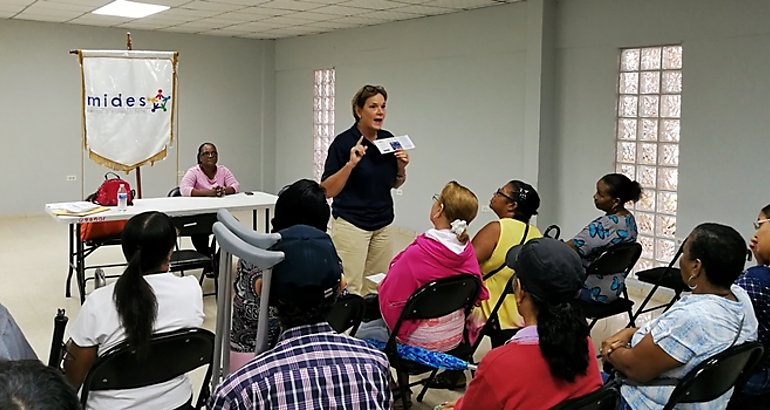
[366,273,387,284]
[373,135,415,154]
[47,201,109,216]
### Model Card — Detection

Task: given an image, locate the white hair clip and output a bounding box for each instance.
[450,219,468,236]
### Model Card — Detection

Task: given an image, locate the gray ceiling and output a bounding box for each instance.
[1,0,522,39]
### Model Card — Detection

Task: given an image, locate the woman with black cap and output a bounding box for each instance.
[440,238,602,410]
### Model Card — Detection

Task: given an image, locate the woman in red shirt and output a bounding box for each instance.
[441,238,602,410]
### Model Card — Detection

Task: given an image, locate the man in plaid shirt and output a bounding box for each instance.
[210,225,392,409]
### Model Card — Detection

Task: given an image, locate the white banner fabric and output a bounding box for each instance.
[80,50,177,171]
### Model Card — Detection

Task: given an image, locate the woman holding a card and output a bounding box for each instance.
[321,84,410,296]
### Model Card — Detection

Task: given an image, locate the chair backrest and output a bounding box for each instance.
[387,274,481,349]
[477,275,515,348]
[586,242,642,278]
[168,186,181,197]
[544,224,562,240]
[48,309,68,369]
[80,328,215,407]
[171,213,218,237]
[326,293,366,335]
[663,341,765,410]
[550,386,619,410]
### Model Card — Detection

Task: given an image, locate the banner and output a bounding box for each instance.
[79,50,177,171]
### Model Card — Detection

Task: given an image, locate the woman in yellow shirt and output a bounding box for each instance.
[432,180,542,390]
[474,180,542,344]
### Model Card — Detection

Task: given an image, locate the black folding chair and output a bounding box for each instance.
[80,328,215,409]
[728,343,770,409]
[384,274,481,408]
[478,275,518,348]
[544,224,562,240]
[47,309,68,369]
[630,240,688,324]
[550,385,619,410]
[168,187,218,295]
[577,242,642,330]
[662,341,764,410]
[326,293,366,335]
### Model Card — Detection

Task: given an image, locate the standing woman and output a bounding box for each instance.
[179,142,240,256]
[567,173,641,304]
[64,211,204,409]
[321,85,410,295]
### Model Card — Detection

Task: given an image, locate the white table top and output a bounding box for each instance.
[45,191,278,224]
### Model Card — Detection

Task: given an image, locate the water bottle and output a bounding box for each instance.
[94,268,107,289]
[117,184,128,211]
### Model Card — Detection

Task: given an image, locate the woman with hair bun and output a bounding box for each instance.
[568,173,642,304]
[357,181,489,353]
[64,211,204,410]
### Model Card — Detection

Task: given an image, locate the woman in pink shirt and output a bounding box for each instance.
[359,181,489,352]
[180,143,240,197]
[179,142,240,255]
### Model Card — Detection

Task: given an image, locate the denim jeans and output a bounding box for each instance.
[601,371,632,410]
[742,367,770,396]
[354,318,390,343]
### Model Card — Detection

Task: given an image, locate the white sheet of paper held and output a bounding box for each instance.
[366,273,387,284]
[373,135,415,154]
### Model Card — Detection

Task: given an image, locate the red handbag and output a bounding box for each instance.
[80,172,133,241]
[90,172,134,206]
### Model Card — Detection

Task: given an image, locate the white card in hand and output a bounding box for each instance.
[367,273,387,284]
[373,135,415,154]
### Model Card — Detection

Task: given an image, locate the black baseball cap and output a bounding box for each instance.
[270,225,342,304]
[505,238,584,303]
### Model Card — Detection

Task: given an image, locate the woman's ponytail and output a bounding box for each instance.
[113,211,175,356]
[113,249,157,356]
[533,297,590,382]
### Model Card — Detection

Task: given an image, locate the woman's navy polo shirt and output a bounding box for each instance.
[322,124,398,231]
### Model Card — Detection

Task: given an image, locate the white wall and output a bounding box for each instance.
[552,0,770,242]
[5,0,768,246]
[274,3,539,232]
[0,19,275,216]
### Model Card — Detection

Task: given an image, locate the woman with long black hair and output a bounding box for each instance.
[64,211,204,410]
[441,238,602,410]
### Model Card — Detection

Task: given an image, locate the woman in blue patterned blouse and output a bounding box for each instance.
[568,173,641,303]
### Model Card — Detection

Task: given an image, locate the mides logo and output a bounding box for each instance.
[86,89,171,113]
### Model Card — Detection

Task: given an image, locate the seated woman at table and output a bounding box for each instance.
[567,173,641,304]
[230,178,333,371]
[179,142,240,256]
[737,203,770,396]
[441,238,602,410]
[602,223,758,410]
[357,181,489,352]
[64,211,204,410]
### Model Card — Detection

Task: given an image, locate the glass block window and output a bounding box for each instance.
[615,45,682,273]
[313,68,335,182]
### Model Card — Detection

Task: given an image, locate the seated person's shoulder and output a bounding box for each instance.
[335,333,390,363]
[482,342,537,369]
[742,265,770,283]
